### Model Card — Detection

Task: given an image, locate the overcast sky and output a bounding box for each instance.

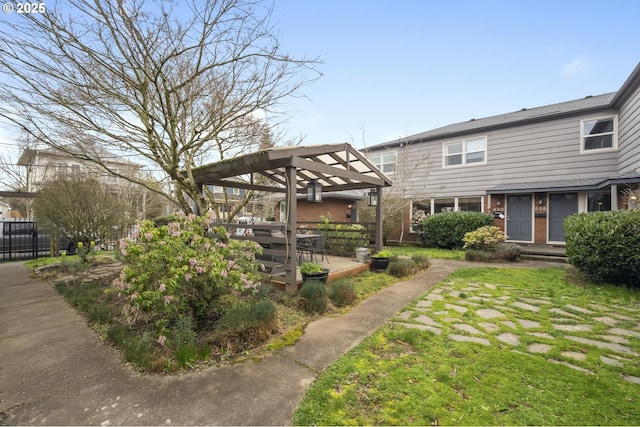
[270,0,640,149]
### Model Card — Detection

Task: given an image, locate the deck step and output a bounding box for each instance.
[520,253,568,264]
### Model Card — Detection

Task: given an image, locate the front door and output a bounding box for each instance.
[507,195,532,241]
[548,193,578,242]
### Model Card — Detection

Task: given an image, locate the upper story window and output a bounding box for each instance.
[581,116,617,153]
[368,152,396,174]
[443,136,486,167]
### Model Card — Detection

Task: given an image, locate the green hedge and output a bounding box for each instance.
[564,210,640,287]
[422,212,493,249]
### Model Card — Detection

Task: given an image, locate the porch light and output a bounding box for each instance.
[306,179,322,203]
[367,189,378,207]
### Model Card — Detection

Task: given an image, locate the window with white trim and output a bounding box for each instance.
[581,116,617,152]
[368,152,396,174]
[443,137,486,167]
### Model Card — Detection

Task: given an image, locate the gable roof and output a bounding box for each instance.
[367,62,640,151]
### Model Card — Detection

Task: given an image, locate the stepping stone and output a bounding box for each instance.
[529,332,554,339]
[397,311,413,320]
[449,290,461,297]
[443,317,458,323]
[561,351,586,361]
[552,324,593,332]
[502,321,517,329]
[462,286,480,292]
[478,322,500,333]
[597,335,630,344]
[600,355,624,367]
[456,300,481,307]
[609,328,640,338]
[593,316,618,326]
[565,336,637,355]
[395,322,442,335]
[612,314,636,321]
[445,304,468,314]
[512,302,540,312]
[476,308,505,319]
[497,296,511,301]
[549,308,581,319]
[520,298,551,305]
[528,343,552,353]
[426,293,444,301]
[416,300,433,308]
[434,311,449,316]
[450,334,491,346]
[565,304,594,315]
[479,292,493,298]
[622,375,640,385]
[589,303,611,311]
[484,283,496,290]
[550,359,593,374]
[453,324,484,335]
[517,319,541,329]
[431,288,445,294]
[414,314,439,326]
[497,333,520,346]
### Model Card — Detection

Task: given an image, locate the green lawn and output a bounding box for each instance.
[294,267,640,426]
[388,246,465,260]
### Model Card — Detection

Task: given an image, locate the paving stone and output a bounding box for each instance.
[497,296,511,301]
[445,304,468,314]
[548,308,582,319]
[416,300,433,308]
[492,299,507,305]
[476,308,505,319]
[478,322,500,333]
[502,321,517,329]
[443,317,458,323]
[552,324,593,332]
[448,290,461,298]
[433,311,449,316]
[597,335,630,344]
[593,316,618,326]
[462,286,480,292]
[612,314,636,321]
[528,343,552,353]
[414,314,439,326]
[426,293,444,301]
[497,333,520,346]
[431,288,445,294]
[561,351,587,361]
[397,311,413,320]
[450,334,491,346]
[511,301,541,312]
[517,319,541,329]
[520,298,551,305]
[609,328,640,338]
[565,336,637,356]
[589,303,611,311]
[453,324,484,335]
[565,304,594,315]
[600,355,624,367]
[550,359,593,374]
[622,375,640,385]
[483,283,496,290]
[529,332,554,339]
[479,292,493,298]
[394,322,442,335]
[456,300,481,307]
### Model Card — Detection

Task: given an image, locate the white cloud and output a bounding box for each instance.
[561,57,589,76]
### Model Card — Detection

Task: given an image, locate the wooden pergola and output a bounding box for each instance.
[191,143,392,292]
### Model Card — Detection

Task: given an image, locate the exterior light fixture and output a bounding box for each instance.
[306,179,322,203]
[367,189,378,207]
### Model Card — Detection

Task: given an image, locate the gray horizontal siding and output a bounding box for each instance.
[385,111,620,199]
[618,84,640,173]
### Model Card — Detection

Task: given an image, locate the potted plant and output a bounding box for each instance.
[370,249,393,272]
[300,261,329,284]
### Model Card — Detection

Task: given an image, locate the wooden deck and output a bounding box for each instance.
[267,254,371,290]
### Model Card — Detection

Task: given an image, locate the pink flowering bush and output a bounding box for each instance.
[112,211,264,332]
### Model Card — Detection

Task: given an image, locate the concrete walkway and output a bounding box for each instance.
[0,258,578,425]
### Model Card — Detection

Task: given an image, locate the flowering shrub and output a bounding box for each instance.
[463,226,506,251]
[411,209,429,246]
[112,211,264,337]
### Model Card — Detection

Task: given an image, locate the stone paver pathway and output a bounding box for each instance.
[391,279,640,385]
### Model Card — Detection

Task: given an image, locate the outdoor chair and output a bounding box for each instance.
[309,234,328,264]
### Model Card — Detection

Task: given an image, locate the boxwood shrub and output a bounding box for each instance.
[422,211,493,249]
[564,210,640,287]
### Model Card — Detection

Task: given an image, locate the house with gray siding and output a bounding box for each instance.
[365,62,640,245]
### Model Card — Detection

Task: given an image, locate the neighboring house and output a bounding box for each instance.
[17,144,142,191]
[365,62,640,245]
[0,200,11,219]
[273,190,365,224]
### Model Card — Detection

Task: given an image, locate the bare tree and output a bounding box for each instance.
[0,0,321,215]
[0,132,40,217]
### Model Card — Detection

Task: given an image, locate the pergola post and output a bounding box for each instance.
[375,185,383,252]
[285,166,298,293]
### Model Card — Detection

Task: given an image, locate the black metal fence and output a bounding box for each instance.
[0,221,59,262]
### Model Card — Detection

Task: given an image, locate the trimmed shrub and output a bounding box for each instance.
[422,212,493,249]
[463,226,506,250]
[300,279,328,314]
[464,249,494,262]
[216,299,279,351]
[565,210,640,287]
[388,258,416,278]
[411,254,431,270]
[493,243,521,262]
[328,280,357,307]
